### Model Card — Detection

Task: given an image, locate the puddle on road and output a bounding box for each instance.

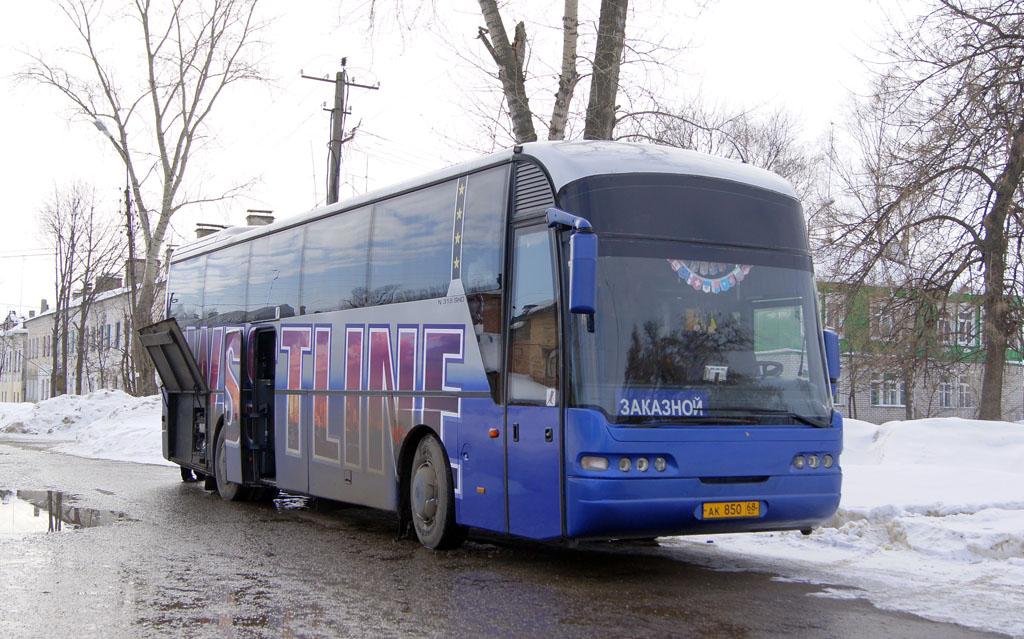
[1,489,126,536]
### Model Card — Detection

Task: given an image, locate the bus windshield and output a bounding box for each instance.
[561,175,832,426]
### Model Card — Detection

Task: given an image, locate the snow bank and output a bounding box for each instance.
[664,416,1024,637]
[834,418,1024,561]
[0,391,171,467]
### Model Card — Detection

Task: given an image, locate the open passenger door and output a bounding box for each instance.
[138,318,209,469]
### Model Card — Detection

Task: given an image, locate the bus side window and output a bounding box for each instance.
[300,206,371,313]
[203,243,250,325]
[247,228,303,321]
[168,256,205,327]
[508,227,558,405]
[368,181,454,304]
[462,165,509,403]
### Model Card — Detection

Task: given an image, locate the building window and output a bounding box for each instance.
[940,305,977,346]
[939,381,954,408]
[872,300,895,338]
[821,292,846,337]
[955,307,975,346]
[958,380,974,409]
[832,381,845,406]
[870,373,905,407]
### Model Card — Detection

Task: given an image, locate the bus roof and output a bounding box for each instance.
[172,141,798,263]
[523,140,798,199]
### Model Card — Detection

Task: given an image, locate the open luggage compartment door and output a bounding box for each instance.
[138,318,210,468]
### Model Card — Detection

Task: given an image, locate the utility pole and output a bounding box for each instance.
[302,58,379,205]
[124,173,138,355]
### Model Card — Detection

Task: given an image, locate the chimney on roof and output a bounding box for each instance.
[125,258,145,286]
[246,209,274,226]
[94,273,122,294]
[40,299,49,313]
[29,310,35,318]
[196,223,228,239]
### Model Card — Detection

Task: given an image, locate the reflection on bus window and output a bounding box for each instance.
[508,227,558,405]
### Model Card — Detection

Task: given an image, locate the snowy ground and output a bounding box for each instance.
[662,417,1024,638]
[0,390,171,467]
[1,393,1022,636]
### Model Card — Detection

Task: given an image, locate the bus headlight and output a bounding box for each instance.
[654,457,667,472]
[808,454,820,469]
[581,456,609,471]
[618,457,632,472]
[823,454,834,468]
[636,457,650,472]
[793,455,806,469]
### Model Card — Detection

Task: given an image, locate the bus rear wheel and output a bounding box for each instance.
[409,434,466,550]
[214,426,251,501]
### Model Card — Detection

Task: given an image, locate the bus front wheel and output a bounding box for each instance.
[409,434,466,550]
[214,426,251,502]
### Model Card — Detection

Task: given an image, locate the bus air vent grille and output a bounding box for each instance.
[514,162,555,219]
[699,476,769,485]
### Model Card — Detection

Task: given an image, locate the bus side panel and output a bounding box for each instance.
[454,397,507,533]
[507,404,562,539]
[306,319,396,510]
[273,322,312,495]
[270,299,495,514]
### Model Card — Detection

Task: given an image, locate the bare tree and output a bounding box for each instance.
[476,0,645,142]
[827,0,1024,420]
[620,103,815,191]
[21,0,267,395]
[39,185,94,396]
[69,208,126,394]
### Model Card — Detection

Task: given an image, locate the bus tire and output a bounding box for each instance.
[214,426,250,502]
[409,434,466,550]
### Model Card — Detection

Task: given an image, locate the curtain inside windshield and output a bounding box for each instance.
[569,239,831,425]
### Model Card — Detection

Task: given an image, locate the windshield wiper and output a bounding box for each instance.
[619,415,758,426]
[708,407,831,428]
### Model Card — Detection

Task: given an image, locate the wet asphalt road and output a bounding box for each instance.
[0,439,1008,639]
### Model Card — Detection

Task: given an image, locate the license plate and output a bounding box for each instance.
[702,500,760,519]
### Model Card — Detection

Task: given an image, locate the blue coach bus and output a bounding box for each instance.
[140,141,843,549]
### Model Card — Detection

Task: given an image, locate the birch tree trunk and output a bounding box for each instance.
[583,0,628,140]
[477,0,538,143]
[548,0,579,140]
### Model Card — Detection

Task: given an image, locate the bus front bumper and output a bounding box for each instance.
[565,473,841,539]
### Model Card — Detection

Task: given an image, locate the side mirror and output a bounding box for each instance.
[569,231,597,314]
[822,329,840,396]
[546,207,598,316]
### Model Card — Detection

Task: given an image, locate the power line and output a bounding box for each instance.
[0,253,53,260]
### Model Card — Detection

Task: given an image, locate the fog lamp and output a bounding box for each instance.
[793,455,806,469]
[654,457,667,472]
[808,454,820,469]
[823,454,834,469]
[618,457,632,472]
[636,457,650,472]
[581,456,609,471]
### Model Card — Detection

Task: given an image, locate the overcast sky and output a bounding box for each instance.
[0,0,894,319]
